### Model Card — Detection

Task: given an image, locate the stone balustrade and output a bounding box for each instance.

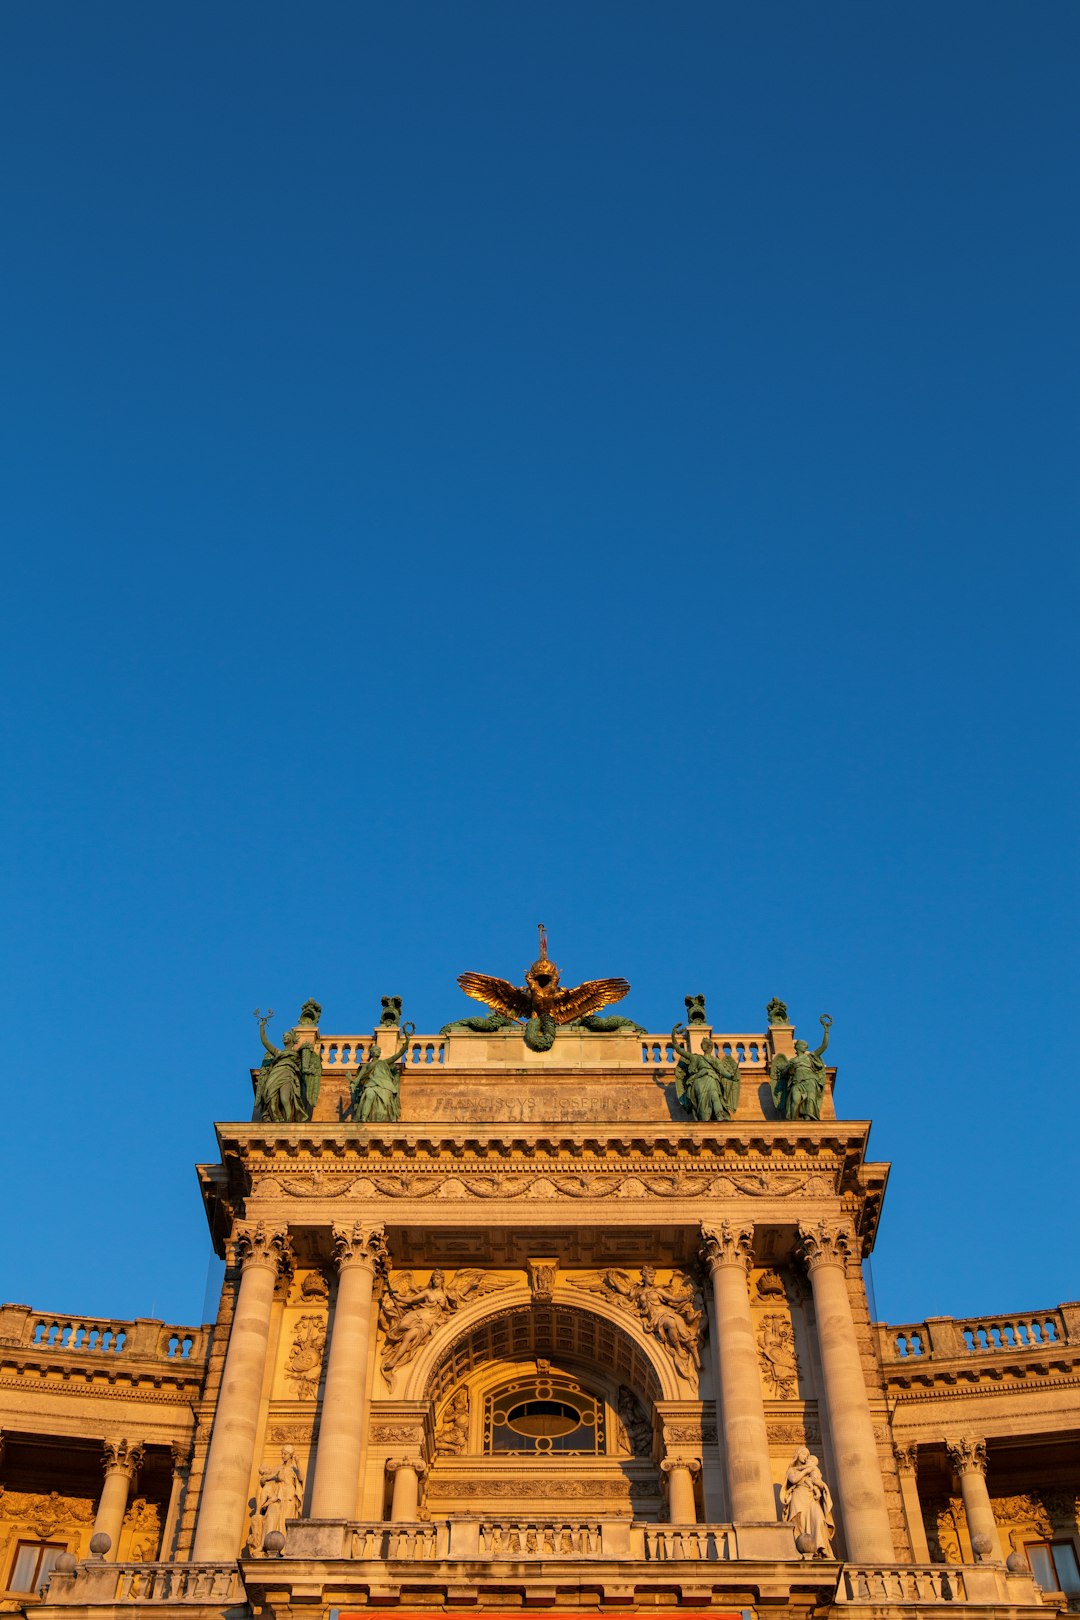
[836,1565,971,1603]
[0,1304,209,1365]
[271,1518,786,1564]
[319,1032,774,1070]
[880,1303,1080,1364]
[45,1562,241,1605]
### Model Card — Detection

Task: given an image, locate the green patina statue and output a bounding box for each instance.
[253,1009,322,1124]
[439,1011,520,1035]
[766,997,789,1026]
[351,1023,414,1124]
[568,1014,648,1033]
[297,998,322,1027]
[770,1015,832,1121]
[671,1023,741,1122]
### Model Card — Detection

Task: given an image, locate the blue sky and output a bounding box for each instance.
[2,3,1077,1331]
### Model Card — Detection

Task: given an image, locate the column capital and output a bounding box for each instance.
[700,1220,754,1275]
[233,1221,293,1276]
[660,1456,701,1478]
[386,1456,427,1477]
[947,1435,987,1476]
[102,1438,144,1479]
[796,1219,855,1274]
[331,1221,388,1274]
[170,1441,194,1475]
[893,1441,919,1474]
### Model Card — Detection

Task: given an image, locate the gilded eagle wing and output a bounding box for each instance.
[456,972,531,1022]
[549,976,631,1024]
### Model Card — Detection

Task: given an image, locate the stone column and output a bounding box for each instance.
[387,1458,426,1521]
[700,1222,775,1522]
[893,1444,931,1562]
[160,1443,192,1562]
[797,1220,894,1562]
[192,1223,292,1562]
[661,1457,700,1524]
[309,1222,387,1521]
[947,1437,1005,1562]
[93,1440,144,1558]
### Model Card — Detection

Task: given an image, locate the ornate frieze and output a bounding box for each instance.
[0,1490,95,1539]
[252,1166,840,1201]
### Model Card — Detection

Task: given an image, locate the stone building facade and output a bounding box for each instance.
[1,994,1077,1619]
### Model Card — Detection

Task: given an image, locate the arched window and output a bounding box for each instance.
[484,1371,604,1456]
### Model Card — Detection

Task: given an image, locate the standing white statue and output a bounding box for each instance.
[253,1446,305,1552]
[781,1447,835,1557]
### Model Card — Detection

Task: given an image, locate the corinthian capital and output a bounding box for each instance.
[893,1442,919,1474]
[102,1438,144,1478]
[700,1221,754,1275]
[796,1219,854,1274]
[233,1221,293,1275]
[331,1221,388,1273]
[947,1436,988,1477]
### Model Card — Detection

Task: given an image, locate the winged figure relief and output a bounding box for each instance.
[379,1268,511,1380]
[457,925,630,1051]
[573,1266,705,1375]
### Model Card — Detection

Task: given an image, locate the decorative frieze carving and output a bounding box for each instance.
[757,1312,800,1396]
[0,1490,95,1539]
[427,1477,646,1500]
[796,1220,854,1274]
[569,1267,705,1376]
[766,1419,821,1447]
[527,1258,558,1302]
[267,1424,315,1445]
[664,1422,718,1445]
[253,1167,838,1201]
[992,1493,1053,1537]
[700,1221,754,1275]
[946,1436,987,1477]
[285,1313,327,1398]
[123,1498,162,1562]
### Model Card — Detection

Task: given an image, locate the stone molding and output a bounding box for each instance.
[700,1221,754,1275]
[330,1221,388,1273]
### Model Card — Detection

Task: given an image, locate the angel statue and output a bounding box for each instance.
[351,1023,414,1124]
[379,1268,509,1380]
[770,1015,832,1122]
[253,1010,321,1124]
[587,1266,704,1375]
[671,1024,741,1121]
[457,924,631,1052]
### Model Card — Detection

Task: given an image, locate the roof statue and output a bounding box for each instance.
[457,923,631,1051]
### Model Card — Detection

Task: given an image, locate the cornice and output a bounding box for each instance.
[0,1371,205,1407]
[886,1367,1080,1402]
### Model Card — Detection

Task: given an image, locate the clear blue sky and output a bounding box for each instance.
[2,3,1077,1331]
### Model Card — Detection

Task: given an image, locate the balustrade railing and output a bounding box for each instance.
[836,1565,968,1603]
[882,1307,1072,1363]
[643,1525,732,1561]
[46,1563,241,1604]
[320,1032,771,1070]
[477,1520,603,1557]
[350,1522,441,1560]
[0,1305,208,1364]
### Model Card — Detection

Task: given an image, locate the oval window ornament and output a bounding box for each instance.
[505,1400,582,1438]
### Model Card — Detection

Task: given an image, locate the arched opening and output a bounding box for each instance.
[422,1304,664,1522]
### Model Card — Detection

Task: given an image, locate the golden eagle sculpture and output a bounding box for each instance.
[457,925,631,1051]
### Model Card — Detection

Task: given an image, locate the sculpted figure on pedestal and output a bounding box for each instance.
[781,1447,834,1557]
[456,924,631,1052]
[351,1024,414,1123]
[672,1024,740,1121]
[614,1386,652,1457]
[253,1009,322,1124]
[770,1014,832,1121]
[766,997,789,1025]
[252,1447,304,1553]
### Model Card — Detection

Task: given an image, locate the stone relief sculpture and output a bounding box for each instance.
[766,997,789,1025]
[574,1266,704,1375]
[781,1448,834,1557]
[351,1024,414,1123]
[435,1389,470,1456]
[379,1269,511,1381]
[671,1024,740,1121]
[684,994,708,1025]
[614,1386,652,1457]
[757,1312,801,1397]
[456,924,631,1052]
[770,1015,832,1121]
[123,1499,161,1563]
[285,1314,327,1399]
[567,1014,647,1033]
[253,1009,321,1124]
[251,1447,304,1554]
[439,1011,520,1034]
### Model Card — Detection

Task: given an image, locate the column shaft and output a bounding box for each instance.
[801,1225,894,1562]
[389,1463,421,1521]
[192,1226,287,1561]
[702,1224,775,1522]
[894,1450,930,1563]
[93,1467,134,1556]
[309,1224,386,1522]
[666,1463,698,1525]
[949,1441,1005,1561]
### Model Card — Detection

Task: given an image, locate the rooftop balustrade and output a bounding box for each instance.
[879,1303,1080,1366]
[318,1030,775,1070]
[0,1304,210,1367]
